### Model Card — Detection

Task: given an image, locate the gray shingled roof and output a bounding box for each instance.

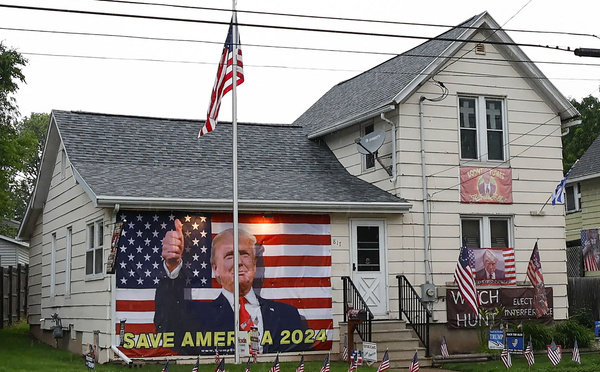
[569,134,600,181]
[293,14,480,135]
[52,110,408,209]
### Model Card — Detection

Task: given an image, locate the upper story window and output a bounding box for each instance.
[362,121,375,171]
[86,219,104,279]
[461,216,511,248]
[566,183,581,213]
[459,96,507,162]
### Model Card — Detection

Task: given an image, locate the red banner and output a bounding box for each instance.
[460,167,512,204]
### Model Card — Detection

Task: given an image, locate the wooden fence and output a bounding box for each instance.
[1,264,28,328]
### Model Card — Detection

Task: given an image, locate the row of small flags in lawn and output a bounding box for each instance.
[441,335,583,369]
[160,350,400,372]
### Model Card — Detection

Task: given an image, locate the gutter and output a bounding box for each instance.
[96,196,412,214]
[111,345,132,365]
[419,97,432,284]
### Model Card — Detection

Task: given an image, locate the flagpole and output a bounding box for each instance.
[232,0,240,365]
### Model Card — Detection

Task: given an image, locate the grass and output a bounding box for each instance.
[3,322,600,372]
[0,322,379,372]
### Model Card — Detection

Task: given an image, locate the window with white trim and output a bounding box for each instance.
[65,227,72,295]
[459,96,507,162]
[362,121,375,171]
[86,219,104,279]
[461,216,511,248]
[51,233,56,297]
[565,183,581,213]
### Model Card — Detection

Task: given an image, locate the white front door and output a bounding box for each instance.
[350,219,388,317]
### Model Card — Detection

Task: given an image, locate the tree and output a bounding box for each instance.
[0,42,30,236]
[563,96,600,172]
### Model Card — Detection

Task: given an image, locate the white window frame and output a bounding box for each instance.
[50,233,57,297]
[361,120,376,172]
[65,227,72,296]
[460,216,513,248]
[85,219,104,280]
[565,182,581,213]
[459,95,508,163]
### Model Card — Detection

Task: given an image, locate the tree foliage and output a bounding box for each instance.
[563,95,600,172]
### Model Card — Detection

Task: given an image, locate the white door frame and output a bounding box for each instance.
[349,219,388,317]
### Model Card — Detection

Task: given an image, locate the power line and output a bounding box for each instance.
[0,3,580,53]
[90,0,600,41]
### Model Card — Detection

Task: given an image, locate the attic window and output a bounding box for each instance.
[475,43,486,55]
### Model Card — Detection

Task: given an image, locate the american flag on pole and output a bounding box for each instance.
[581,229,600,272]
[296,355,305,372]
[199,15,244,137]
[408,351,419,372]
[320,354,330,372]
[500,343,511,369]
[524,337,534,366]
[348,351,358,372]
[572,339,581,364]
[341,335,348,361]
[114,211,333,358]
[440,336,449,358]
[269,354,280,372]
[547,340,561,366]
[376,350,390,372]
[527,242,549,318]
[454,243,479,314]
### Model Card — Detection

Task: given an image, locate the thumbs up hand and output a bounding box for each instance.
[162,218,184,273]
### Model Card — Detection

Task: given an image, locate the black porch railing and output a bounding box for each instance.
[341,276,374,342]
[397,275,431,356]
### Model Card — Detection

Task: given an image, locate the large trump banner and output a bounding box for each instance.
[113,211,332,357]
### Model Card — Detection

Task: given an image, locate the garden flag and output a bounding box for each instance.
[440,336,449,358]
[376,350,390,372]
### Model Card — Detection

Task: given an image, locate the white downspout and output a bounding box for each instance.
[111,345,132,365]
[380,113,397,183]
[419,97,432,284]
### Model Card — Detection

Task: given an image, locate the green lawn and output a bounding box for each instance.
[2,322,599,372]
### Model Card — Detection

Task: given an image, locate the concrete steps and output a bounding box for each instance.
[340,320,432,368]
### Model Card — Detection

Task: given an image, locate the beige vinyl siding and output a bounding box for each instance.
[325,32,568,322]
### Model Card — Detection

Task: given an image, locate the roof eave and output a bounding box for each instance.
[306,105,396,140]
[96,196,412,214]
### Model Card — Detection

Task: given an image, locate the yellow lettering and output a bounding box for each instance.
[163,332,175,348]
[197,332,212,347]
[148,333,162,348]
[122,333,136,349]
[261,330,273,345]
[135,333,150,349]
[227,331,235,346]
[181,332,194,347]
[214,332,226,346]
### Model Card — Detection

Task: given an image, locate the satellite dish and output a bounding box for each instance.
[356,130,385,155]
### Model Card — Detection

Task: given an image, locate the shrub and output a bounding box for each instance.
[553,319,596,348]
[522,322,553,350]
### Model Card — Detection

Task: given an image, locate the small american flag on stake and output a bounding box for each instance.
[572,339,581,364]
[320,354,330,372]
[408,351,419,372]
[341,335,348,361]
[199,14,244,137]
[192,357,199,372]
[376,350,390,372]
[244,357,251,372]
[269,354,280,372]
[524,337,535,366]
[296,355,305,372]
[348,351,358,372]
[440,336,449,358]
[547,340,562,366]
[161,360,170,372]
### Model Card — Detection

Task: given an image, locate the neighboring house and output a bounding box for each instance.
[565,134,600,254]
[18,11,578,365]
[0,233,29,268]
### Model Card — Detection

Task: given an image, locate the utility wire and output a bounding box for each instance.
[90,0,600,40]
[0,4,580,53]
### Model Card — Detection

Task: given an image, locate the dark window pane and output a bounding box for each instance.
[357,226,380,271]
[461,220,480,248]
[487,131,503,160]
[86,251,94,275]
[486,100,503,130]
[490,220,509,248]
[566,185,575,211]
[88,225,94,249]
[461,129,477,159]
[95,249,103,274]
[97,223,104,247]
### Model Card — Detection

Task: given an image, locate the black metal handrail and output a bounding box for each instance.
[341,276,374,342]
[397,275,431,356]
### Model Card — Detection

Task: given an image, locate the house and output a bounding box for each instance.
[18,11,577,365]
[0,233,28,268]
[565,134,600,273]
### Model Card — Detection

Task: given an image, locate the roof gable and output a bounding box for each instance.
[294,12,578,138]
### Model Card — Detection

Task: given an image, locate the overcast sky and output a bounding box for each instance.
[1,0,599,125]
